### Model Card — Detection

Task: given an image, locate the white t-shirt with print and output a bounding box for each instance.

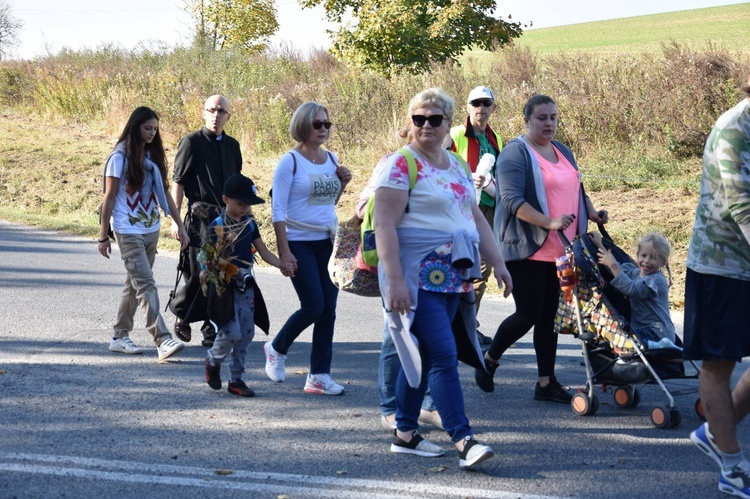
[373,148,477,235]
[105,151,162,235]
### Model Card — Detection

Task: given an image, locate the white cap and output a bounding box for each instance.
[467,86,494,103]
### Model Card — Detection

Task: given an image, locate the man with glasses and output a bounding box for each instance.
[444,86,503,345]
[169,95,243,347]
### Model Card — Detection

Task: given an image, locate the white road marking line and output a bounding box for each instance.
[0,451,560,498]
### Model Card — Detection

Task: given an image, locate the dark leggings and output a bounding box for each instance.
[487,259,561,378]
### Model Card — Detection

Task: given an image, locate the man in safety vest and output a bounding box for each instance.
[444,86,503,344]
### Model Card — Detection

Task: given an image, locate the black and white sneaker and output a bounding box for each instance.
[390,430,445,458]
[458,437,494,469]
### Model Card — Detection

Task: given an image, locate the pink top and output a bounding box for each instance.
[528,145,581,262]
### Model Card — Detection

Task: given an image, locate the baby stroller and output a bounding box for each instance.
[554,225,701,429]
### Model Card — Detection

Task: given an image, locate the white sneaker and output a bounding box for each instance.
[458,437,495,468]
[109,337,146,354]
[264,340,287,382]
[304,373,344,395]
[157,337,185,361]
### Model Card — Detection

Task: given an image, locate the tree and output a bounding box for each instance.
[185,0,279,52]
[0,1,22,60]
[299,0,523,75]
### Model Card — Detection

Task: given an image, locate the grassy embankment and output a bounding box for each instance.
[1,3,749,307]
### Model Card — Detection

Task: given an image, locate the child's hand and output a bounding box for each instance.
[597,248,619,274]
[588,231,603,249]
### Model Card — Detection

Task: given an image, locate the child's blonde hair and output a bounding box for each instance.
[637,232,672,285]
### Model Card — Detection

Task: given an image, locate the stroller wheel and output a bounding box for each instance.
[613,386,634,408]
[650,405,672,429]
[668,409,682,428]
[572,392,599,416]
[695,398,706,421]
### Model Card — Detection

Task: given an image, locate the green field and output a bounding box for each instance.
[468,3,750,57]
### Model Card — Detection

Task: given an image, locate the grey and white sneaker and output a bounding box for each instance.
[157,337,185,361]
[390,430,445,458]
[458,436,494,468]
[264,340,287,382]
[108,337,146,354]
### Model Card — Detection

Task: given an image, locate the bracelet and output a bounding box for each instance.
[98,238,109,243]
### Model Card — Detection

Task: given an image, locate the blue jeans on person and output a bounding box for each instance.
[379,309,435,417]
[395,290,471,443]
[272,239,338,375]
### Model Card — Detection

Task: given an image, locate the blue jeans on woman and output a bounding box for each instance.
[395,290,471,442]
[379,309,435,417]
[272,238,338,375]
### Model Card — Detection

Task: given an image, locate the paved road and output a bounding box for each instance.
[0,220,742,498]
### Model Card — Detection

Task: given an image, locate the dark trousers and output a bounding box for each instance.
[487,259,561,378]
[169,245,211,335]
[272,239,338,374]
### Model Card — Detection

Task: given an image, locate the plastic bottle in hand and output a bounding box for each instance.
[474,153,495,205]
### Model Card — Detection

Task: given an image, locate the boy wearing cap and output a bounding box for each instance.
[443,86,503,342]
[203,174,282,397]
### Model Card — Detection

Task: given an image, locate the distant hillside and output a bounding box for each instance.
[514,3,750,54]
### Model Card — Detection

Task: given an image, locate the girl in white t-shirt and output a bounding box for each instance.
[98,106,188,361]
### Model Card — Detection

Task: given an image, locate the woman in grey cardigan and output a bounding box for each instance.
[475,94,608,401]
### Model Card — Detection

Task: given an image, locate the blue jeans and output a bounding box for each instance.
[396,290,471,442]
[273,239,338,374]
[379,309,434,416]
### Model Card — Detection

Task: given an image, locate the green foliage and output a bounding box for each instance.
[186,0,279,52]
[299,0,523,75]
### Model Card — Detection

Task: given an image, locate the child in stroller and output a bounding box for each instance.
[555,226,699,427]
[588,231,679,351]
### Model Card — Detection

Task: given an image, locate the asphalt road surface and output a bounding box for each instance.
[0,220,744,498]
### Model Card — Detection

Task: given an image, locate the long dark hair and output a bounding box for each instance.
[117,106,168,194]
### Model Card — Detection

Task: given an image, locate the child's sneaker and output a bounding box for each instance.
[390,430,445,458]
[263,340,286,382]
[458,436,495,469]
[157,337,185,361]
[304,373,344,395]
[108,337,146,354]
[227,380,255,397]
[205,358,221,390]
[720,461,750,498]
[691,422,724,467]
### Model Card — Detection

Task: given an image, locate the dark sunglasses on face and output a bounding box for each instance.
[205,107,229,115]
[411,114,447,128]
[470,100,494,108]
[312,121,332,130]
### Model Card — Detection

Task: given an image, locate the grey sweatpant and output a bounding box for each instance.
[207,287,255,381]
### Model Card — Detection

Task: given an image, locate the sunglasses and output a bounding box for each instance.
[205,107,229,115]
[469,100,494,108]
[411,115,447,128]
[312,121,332,130]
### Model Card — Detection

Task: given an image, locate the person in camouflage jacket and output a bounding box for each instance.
[684,71,750,498]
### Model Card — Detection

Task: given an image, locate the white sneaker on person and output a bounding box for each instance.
[458,437,495,468]
[390,430,445,458]
[156,337,185,361]
[264,340,287,382]
[304,373,345,395]
[108,337,146,354]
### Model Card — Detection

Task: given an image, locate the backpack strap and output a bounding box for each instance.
[397,147,418,189]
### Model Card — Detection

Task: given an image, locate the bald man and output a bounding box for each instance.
[169,95,243,347]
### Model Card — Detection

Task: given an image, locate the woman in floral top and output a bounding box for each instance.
[373,88,512,469]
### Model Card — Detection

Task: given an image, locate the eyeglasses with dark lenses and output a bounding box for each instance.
[411,115,447,128]
[205,107,229,115]
[470,100,494,108]
[312,121,332,130]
